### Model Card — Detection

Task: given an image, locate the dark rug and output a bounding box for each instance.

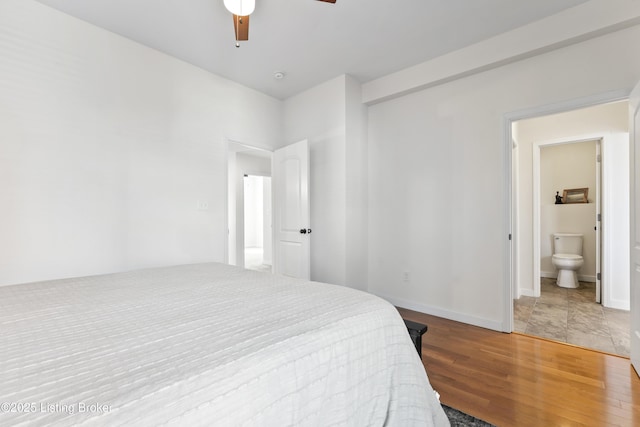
[442,404,495,427]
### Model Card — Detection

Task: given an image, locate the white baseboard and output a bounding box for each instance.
[541,271,596,283]
[604,299,630,311]
[371,291,503,332]
[518,289,536,297]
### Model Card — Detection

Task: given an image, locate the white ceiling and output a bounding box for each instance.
[34,0,588,100]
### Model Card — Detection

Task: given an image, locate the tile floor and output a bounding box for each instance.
[514,277,630,357]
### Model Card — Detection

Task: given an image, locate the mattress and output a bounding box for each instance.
[0,263,449,426]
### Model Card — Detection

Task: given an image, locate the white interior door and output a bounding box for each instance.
[273,140,310,279]
[630,80,640,376]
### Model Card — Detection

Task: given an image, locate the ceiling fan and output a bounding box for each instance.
[224,0,337,47]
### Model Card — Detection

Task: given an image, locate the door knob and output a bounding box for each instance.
[307,229,312,234]
[300,229,307,234]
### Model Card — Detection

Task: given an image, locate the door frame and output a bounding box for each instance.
[630,80,640,375]
[532,135,602,299]
[502,89,629,332]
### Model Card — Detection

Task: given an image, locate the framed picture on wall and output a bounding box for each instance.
[562,188,588,203]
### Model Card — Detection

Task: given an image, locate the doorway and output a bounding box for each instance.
[243,175,272,272]
[509,100,631,356]
[535,138,601,300]
[227,141,273,271]
[226,139,311,279]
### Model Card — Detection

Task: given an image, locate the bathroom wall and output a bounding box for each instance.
[540,141,597,280]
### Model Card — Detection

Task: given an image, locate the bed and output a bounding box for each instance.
[0,262,449,426]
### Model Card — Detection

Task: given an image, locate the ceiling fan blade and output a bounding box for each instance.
[316,0,336,3]
[233,14,249,41]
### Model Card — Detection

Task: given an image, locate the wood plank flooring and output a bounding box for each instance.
[398,308,640,427]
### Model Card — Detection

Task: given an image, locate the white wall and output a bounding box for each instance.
[345,76,369,291]
[283,76,346,286]
[367,25,640,331]
[540,141,597,279]
[0,0,282,286]
[282,75,368,290]
[514,102,629,298]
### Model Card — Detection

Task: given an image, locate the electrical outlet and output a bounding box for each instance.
[403,271,410,282]
[197,200,210,211]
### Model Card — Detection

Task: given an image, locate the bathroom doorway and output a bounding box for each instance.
[537,138,600,299]
[511,100,631,356]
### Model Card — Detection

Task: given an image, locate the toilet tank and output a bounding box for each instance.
[553,233,583,255]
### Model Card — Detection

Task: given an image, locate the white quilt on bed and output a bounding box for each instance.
[0,263,449,426]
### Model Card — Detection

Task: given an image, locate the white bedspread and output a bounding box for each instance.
[0,263,449,426]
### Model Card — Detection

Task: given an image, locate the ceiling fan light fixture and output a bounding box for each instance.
[225,0,333,45]
[224,0,255,16]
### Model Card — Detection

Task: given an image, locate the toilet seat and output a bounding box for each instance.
[552,254,584,269]
[552,254,583,288]
[552,254,582,260]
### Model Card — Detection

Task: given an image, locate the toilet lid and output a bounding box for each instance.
[552,254,582,260]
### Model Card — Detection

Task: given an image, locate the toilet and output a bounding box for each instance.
[551,233,584,288]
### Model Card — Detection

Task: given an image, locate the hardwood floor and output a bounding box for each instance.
[398,308,640,427]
